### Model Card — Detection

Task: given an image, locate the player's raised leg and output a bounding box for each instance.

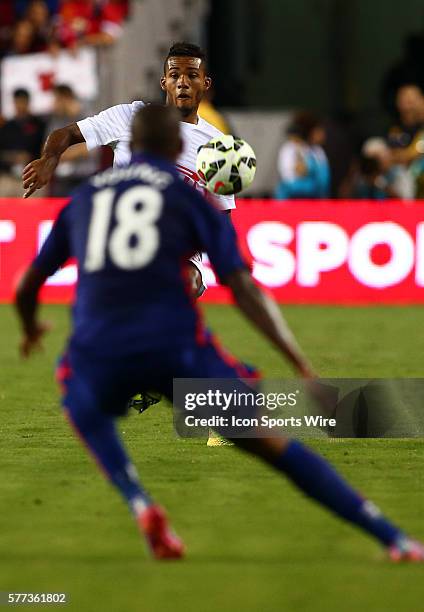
[230,435,424,561]
[180,333,423,561]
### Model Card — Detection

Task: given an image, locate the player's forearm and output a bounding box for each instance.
[15,285,39,336]
[228,271,314,376]
[15,267,45,335]
[41,123,84,163]
[59,142,89,162]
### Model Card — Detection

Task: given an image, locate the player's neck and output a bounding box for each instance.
[180,112,199,125]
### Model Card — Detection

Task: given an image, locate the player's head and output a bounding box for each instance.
[130,104,183,161]
[160,42,211,119]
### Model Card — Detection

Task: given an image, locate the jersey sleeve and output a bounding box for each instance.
[208,191,236,211]
[33,204,71,278]
[183,186,246,283]
[77,102,142,150]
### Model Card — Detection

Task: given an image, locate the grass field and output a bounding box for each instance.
[1,303,424,612]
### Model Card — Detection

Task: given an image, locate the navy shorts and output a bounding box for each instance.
[56,336,258,418]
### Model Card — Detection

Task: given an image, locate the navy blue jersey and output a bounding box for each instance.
[34,153,246,356]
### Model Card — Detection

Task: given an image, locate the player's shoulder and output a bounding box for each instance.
[67,178,96,207]
[172,174,206,206]
[129,100,146,114]
[174,181,228,220]
[99,100,145,121]
[195,116,226,140]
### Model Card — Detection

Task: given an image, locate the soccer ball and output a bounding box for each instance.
[196,135,256,195]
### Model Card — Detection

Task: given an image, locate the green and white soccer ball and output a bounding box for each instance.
[196,135,257,195]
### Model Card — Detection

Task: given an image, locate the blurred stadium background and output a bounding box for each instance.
[2,0,424,304]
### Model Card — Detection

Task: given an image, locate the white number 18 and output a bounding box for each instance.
[84,185,163,272]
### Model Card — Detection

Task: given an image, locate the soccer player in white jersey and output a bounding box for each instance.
[22,42,234,294]
[22,42,233,442]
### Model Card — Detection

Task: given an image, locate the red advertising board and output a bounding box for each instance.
[1,198,424,304]
[0,198,73,303]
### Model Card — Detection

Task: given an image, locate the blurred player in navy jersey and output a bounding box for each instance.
[16,105,424,561]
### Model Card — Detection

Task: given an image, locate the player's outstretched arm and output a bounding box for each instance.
[22,123,85,198]
[226,269,315,378]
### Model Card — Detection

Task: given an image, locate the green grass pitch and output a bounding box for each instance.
[1,303,424,612]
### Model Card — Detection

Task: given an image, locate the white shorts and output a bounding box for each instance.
[189,252,207,297]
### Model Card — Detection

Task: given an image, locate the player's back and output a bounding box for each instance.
[63,154,207,356]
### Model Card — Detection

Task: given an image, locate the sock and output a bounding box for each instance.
[273,440,402,546]
[65,405,151,517]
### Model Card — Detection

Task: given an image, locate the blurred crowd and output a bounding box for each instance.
[275,83,424,201]
[0,0,130,197]
[274,31,424,202]
[1,12,424,202]
[0,0,130,57]
[0,84,99,197]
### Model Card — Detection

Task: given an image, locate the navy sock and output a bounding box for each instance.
[273,440,401,546]
[65,404,151,514]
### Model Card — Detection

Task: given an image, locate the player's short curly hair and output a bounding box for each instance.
[164,42,207,72]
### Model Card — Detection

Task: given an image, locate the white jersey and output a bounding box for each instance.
[77,100,235,211]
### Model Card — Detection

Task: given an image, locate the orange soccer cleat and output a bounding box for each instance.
[139,505,185,560]
[388,537,424,562]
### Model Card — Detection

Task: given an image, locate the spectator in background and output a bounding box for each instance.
[57,0,126,49]
[15,0,59,16]
[351,154,389,200]
[1,1,56,57]
[7,20,36,55]
[340,138,414,200]
[0,89,45,196]
[381,34,424,116]
[25,0,54,52]
[364,138,413,199]
[0,1,16,57]
[388,84,424,198]
[388,84,424,149]
[275,112,330,200]
[45,84,98,196]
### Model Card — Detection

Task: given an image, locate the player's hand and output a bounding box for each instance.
[304,377,339,417]
[19,321,52,358]
[22,156,58,198]
[297,364,339,415]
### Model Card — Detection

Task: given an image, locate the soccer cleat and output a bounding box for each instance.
[388,537,424,562]
[128,391,162,414]
[139,505,185,560]
[206,429,234,447]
